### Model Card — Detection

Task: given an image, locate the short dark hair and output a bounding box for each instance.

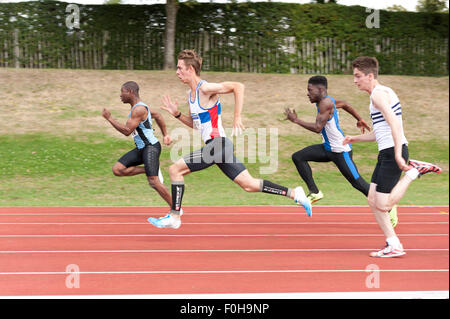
[352,56,379,78]
[122,81,139,96]
[308,76,328,89]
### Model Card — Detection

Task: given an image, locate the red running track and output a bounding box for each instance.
[0,206,447,297]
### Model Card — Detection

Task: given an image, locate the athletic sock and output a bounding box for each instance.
[405,168,420,181]
[171,181,185,215]
[259,180,290,197]
[386,236,401,248]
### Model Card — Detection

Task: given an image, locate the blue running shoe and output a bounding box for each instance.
[147,209,183,229]
[294,186,312,217]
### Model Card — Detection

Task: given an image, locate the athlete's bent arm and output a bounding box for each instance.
[200,81,245,135]
[150,109,172,145]
[343,130,376,145]
[284,100,332,134]
[161,95,194,128]
[334,99,371,133]
[102,107,145,136]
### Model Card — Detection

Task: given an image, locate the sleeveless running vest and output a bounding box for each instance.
[317,96,351,153]
[369,85,408,151]
[189,80,226,143]
[129,101,158,149]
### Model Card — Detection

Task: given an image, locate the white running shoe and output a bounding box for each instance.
[147,209,183,229]
[148,214,181,229]
[370,242,406,258]
[294,186,312,217]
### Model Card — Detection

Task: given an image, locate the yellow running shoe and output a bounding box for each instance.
[307,191,324,204]
[389,205,398,228]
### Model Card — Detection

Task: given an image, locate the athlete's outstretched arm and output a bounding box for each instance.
[150,108,172,146]
[284,99,332,134]
[200,81,245,136]
[334,99,371,133]
[343,130,376,145]
[102,106,145,136]
[161,95,193,128]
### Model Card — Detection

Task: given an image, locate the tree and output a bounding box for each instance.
[313,0,338,3]
[416,0,449,12]
[386,4,408,12]
[164,0,178,70]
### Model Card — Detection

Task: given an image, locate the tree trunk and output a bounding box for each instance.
[164,0,178,70]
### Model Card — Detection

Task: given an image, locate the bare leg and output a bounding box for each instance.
[112,162,146,177]
[369,183,397,239]
[147,176,172,206]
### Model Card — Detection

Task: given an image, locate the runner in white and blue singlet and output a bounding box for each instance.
[285,76,371,204]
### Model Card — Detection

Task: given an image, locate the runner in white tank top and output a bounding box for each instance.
[148,49,313,229]
[369,84,408,151]
[344,56,442,258]
[188,80,226,143]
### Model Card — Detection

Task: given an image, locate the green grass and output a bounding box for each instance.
[0,133,447,206]
[0,68,448,206]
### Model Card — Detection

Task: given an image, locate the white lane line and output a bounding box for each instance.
[0,269,447,275]
[0,212,447,216]
[0,248,447,254]
[2,290,447,299]
[0,233,447,238]
[0,222,447,225]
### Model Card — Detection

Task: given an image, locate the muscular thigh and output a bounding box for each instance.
[142,142,162,177]
[292,144,330,163]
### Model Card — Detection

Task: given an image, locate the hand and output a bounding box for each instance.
[395,154,410,172]
[357,119,371,134]
[163,135,172,146]
[284,108,298,122]
[342,135,354,145]
[161,95,179,116]
[102,108,111,120]
[232,116,245,136]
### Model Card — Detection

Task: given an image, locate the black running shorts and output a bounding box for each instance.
[118,142,161,177]
[183,137,246,181]
[371,144,409,193]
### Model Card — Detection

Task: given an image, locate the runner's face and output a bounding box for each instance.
[307,84,321,103]
[120,87,131,103]
[353,68,372,91]
[176,60,192,83]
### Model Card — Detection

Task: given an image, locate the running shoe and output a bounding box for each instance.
[388,205,398,228]
[147,209,183,229]
[294,186,312,217]
[408,159,442,176]
[148,214,181,229]
[370,242,406,258]
[307,191,324,204]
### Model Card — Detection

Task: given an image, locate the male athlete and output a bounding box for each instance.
[284,76,399,227]
[148,49,311,229]
[102,81,173,208]
[343,56,442,257]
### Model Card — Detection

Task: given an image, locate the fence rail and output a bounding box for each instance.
[0,29,448,75]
